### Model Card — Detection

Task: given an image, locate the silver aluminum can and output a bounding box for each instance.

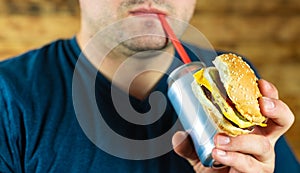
[167,62,224,168]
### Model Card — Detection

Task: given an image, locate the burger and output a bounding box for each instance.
[191,53,267,136]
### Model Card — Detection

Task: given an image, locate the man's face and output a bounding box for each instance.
[79,0,197,54]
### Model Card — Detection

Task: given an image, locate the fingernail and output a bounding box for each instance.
[265,80,274,91]
[216,149,226,156]
[263,97,275,110]
[216,135,230,146]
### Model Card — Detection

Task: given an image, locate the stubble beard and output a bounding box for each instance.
[115,0,173,56]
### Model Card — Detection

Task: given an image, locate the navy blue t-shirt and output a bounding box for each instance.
[0,38,299,172]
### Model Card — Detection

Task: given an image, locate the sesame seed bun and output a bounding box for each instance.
[213,53,266,124]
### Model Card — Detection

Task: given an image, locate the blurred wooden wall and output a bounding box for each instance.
[0,0,299,160]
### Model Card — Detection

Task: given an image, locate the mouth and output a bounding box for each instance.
[129,8,167,17]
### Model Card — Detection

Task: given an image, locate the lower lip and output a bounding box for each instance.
[130,12,163,18]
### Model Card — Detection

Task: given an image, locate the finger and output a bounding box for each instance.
[228,168,242,173]
[256,97,295,143]
[259,97,294,128]
[212,149,273,173]
[172,131,200,166]
[258,79,278,99]
[214,134,274,162]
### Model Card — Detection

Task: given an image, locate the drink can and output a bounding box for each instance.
[167,62,224,168]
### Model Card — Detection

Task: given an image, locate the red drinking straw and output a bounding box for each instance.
[158,14,191,64]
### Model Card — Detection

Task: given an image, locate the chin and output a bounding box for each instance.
[122,36,168,52]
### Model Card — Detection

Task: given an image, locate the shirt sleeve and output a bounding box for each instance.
[0,86,23,172]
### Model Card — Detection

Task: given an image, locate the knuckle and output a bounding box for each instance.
[246,154,256,169]
[229,169,240,173]
[237,154,258,173]
[260,136,272,154]
[262,166,274,173]
[287,113,295,128]
[279,100,295,126]
[283,102,295,125]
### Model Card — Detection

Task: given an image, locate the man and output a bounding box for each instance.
[0,0,299,172]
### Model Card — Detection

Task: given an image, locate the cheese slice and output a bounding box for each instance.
[194,69,212,92]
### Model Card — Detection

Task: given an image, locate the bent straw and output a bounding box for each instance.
[158,14,191,64]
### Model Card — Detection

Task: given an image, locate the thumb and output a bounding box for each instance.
[172,131,200,166]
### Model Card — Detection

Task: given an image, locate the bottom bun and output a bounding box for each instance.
[191,81,251,136]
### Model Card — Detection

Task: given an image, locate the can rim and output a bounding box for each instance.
[167,61,206,87]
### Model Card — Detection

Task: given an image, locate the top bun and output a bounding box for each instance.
[213,53,266,124]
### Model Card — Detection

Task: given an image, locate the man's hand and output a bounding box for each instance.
[172,79,295,173]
